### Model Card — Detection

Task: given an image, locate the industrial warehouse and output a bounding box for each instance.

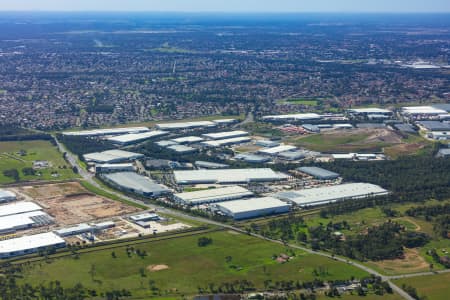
[62,126,150,137]
[101,172,171,197]
[83,149,144,163]
[214,197,290,220]
[202,130,249,140]
[0,232,66,259]
[297,166,340,180]
[274,183,389,207]
[173,186,254,205]
[107,130,168,145]
[173,168,288,184]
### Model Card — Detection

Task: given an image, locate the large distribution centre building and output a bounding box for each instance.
[171,136,204,144]
[83,150,144,163]
[0,211,53,234]
[262,113,322,122]
[173,168,288,185]
[102,172,170,197]
[156,121,216,130]
[62,127,149,137]
[215,197,290,220]
[201,136,251,147]
[173,186,254,205]
[297,167,340,180]
[0,232,66,259]
[202,130,249,140]
[259,145,297,155]
[274,183,388,207]
[107,130,168,145]
[0,201,42,217]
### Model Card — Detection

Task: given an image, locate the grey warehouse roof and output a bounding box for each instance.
[419,121,450,131]
[84,150,144,163]
[174,168,287,184]
[107,130,168,144]
[215,197,289,214]
[174,186,253,205]
[274,183,388,207]
[297,167,339,179]
[103,172,170,195]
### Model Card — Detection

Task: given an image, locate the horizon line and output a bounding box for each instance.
[1,10,450,14]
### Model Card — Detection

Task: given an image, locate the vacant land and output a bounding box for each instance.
[17,182,140,225]
[0,140,77,184]
[247,199,450,276]
[291,128,427,154]
[394,273,450,300]
[20,231,368,298]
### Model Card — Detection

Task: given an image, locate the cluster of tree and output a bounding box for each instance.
[309,221,430,261]
[319,156,450,203]
[401,284,426,300]
[198,279,255,294]
[0,126,52,141]
[433,215,450,239]
[0,274,132,300]
[2,169,20,182]
[198,236,213,247]
[22,167,36,176]
[57,134,115,156]
[406,203,450,218]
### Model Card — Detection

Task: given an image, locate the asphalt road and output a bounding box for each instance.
[54,135,428,300]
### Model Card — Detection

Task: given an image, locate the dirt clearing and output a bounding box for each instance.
[17,182,140,225]
[370,248,429,274]
[147,264,169,272]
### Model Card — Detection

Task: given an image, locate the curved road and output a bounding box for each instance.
[55,135,429,300]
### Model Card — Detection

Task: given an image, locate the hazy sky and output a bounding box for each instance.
[1,0,449,13]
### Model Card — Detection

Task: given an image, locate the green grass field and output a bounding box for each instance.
[20,231,368,298]
[0,140,78,184]
[394,273,450,300]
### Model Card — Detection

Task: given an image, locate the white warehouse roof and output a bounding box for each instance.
[171,136,204,144]
[0,232,65,258]
[63,127,149,137]
[215,197,290,219]
[0,190,16,202]
[0,211,50,233]
[402,106,447,115]
[0,202,42,217]
[202,136,251,147]
[348,108,392,114]
[84,150,144,163]
[174,186,253,205]
[259,145,297,155]
[262,113,322,121]
[174,168,288,184]
[107,131,168,144]
[156,121,216,130]
[274,183,388,207]
[202,130,248,140]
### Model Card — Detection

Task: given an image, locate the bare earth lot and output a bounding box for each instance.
[17,182,140,225]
